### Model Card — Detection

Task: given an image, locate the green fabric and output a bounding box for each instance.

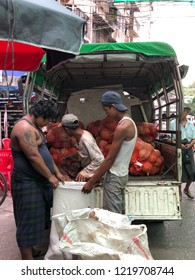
[32,71,60,96]
[41,41,176,63]
[80,42,176,57]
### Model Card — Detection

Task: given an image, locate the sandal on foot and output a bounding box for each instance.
[183,190,194,199]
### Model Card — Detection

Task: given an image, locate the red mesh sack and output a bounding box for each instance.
[46,122,74,149]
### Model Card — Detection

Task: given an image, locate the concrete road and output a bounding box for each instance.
[147,182,195,260]
[0,182,195,260]
[0,193,20,260]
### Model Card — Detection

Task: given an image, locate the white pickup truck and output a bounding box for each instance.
[28,41,187,221]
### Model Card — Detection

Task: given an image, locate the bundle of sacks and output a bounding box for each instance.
[46,122,81,179]
[129,122,164,175]
[87,117,118,158]
[129,137,164,176]
[136,122,158,143]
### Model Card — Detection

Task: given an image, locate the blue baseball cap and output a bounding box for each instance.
[100,91,128,112]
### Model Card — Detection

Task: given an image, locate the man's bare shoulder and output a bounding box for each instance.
[116,118,135,140]
[118,117,134,130]
[114,121,128,138]
[12,119,33,137]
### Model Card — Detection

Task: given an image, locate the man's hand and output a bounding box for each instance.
[56,172,65,184]
[76,172,87,182]
[82,180,94,194]
[55,172,73,183]
[64,175,73,181]
[48,174,60,189]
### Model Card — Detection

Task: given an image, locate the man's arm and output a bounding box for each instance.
[186,123,195,150]
[76,137,104,182]
[53,161,66,182]
[81,125,127,193]
[16,124,59,187]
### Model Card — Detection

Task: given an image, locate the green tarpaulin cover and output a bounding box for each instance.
[80,42,176,57]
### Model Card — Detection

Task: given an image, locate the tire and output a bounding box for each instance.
[0,172,8,206]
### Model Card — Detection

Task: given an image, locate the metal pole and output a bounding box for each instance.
[22,72,31,115]
[0,111,2,149]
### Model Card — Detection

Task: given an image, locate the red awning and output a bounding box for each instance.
[0,40,45,71]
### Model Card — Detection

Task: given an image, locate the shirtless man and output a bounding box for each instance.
[82,91,137,214]
[10,100,65,260]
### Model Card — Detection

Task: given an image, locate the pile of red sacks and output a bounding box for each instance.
[47,118,163,177]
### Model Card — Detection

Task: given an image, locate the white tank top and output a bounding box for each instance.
[109,116,137,177]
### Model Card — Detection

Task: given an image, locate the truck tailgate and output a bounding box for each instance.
[94,182,181,221]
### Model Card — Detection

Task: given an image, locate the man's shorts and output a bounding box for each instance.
[103,170,128,214]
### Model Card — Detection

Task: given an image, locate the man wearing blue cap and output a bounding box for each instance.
[82,91,137,214]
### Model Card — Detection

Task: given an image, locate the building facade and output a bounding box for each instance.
[58,0,144,43]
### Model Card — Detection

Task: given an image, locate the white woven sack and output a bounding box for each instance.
[59,208,153,260]
[44,182,95,260]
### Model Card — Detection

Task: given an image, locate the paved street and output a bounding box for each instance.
[0,183,195,260]
[0,192,20,260]
[147,182,195,260]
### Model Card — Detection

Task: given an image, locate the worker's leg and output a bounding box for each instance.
[183,180,192,193]
[20,247,34,260]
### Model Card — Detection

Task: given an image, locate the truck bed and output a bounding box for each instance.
[93,141,181,221]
